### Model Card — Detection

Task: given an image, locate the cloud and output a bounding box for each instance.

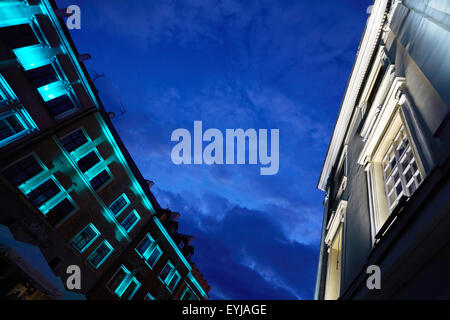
[154,188,318,299]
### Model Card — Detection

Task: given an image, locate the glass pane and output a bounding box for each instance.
[147,247,161,267]
[159,263,173,282]
[122,281,138,300]
[107,268,127,293]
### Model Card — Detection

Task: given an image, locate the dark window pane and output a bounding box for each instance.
[3,155,43,185]
[88,242,112,268]
[48,256,62,270]
[0,115,25,139]
[107,268,127,293]
[121,212,138,231]
[136,236,152,256]
[109,195,128,215]
[77,151,100,172]
[71,224,98,252]
[147,247,161,267]
[90,170,110,190]
[26,179,59,207]
[367,68,385,108]
[159,263,173,281]
[25,64,58,87]
[121,281,138,300]
[168,273,180,291]
[0,24,39,50]
[46,198,75,226]
[45,94,74,117]
[60,129,87,152]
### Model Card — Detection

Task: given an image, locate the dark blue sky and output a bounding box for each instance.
[57,0,371,299]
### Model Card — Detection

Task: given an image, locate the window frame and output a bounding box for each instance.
[120,210,140,233]
[106,265,141,300]
[145,245,163,269]
[0,75,38,148]
[109,193,130,217]
[71,223,100,253]
[59,127,90,154]
[159,260,181,292]
[88,240,114,269]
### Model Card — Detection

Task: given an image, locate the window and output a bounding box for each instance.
[159,261,175,284]
[0,113,26,140]
[109,194,130,216]
[48,256,62,271]
[146,245,162,268]
[325,224,343,300]
[107,266,128,294]
[3,155,43,186]
[121,278,140,300]
[60,129,88,152]
[45,94,75,117]
[88,240,114,269]
[77,151,100,173]
[121,210,140,232]
[0,75,37,147]
[382,126,422,212]
[324,200,347,300]
[181,286,199,300]
[159,261,181,292]
[71,223,100,253]
[136,234,155,258]
[363,111,425,237]
[25,64,59,87]
[26,179,60,207]
[0,24,39,50]
[90,170,111,190]
[0,109,37,148]
[168,271,181,292]
[135,234,163,268]
[46,198,76,227]
[106,265,141,300]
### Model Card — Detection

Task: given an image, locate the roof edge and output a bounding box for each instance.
[317,0,389,191]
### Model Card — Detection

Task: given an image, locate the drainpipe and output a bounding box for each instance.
[314,185,331,300]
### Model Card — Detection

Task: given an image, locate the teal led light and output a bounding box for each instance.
[0,2,41,28]
[37,80,68,102]
[153,216,207,298]
[96,114,156,215]
[114,265,141,299]
[18,107,38,132]
[145,293,155,300]
[13,44,56,71]
[188,273,208,299]
[53,137,130,243]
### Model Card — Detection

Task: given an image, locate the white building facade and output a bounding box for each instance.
[315,0,450,300]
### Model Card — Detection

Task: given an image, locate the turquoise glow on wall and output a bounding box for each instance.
[0,2,41,28]
[0,109,38,148]
[37,80,69,102]
[13,44,58,71]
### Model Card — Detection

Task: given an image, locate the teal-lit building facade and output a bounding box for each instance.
[0,0,209,300]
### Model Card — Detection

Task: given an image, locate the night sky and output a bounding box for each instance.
[56,0,372,299]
